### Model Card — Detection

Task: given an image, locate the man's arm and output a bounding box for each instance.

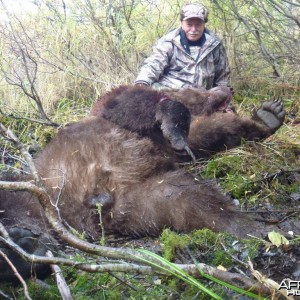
[213,43,231,87]
[135,40,173,86]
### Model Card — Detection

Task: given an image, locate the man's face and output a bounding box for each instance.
[181,18,205,42]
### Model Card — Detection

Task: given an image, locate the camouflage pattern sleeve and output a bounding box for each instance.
[135,39,173,86]
[213,43,231,87]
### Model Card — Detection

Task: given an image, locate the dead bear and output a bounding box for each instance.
[0,92,288,281]
[91,85,284,160]
[164,85,234,115]
[90,85,196,161]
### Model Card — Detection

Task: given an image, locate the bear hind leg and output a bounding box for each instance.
[0,227,55,282]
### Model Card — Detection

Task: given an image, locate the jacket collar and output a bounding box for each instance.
[167,27,221,61]
[179,29,207,55]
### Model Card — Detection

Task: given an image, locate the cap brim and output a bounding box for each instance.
[182,14,205,21]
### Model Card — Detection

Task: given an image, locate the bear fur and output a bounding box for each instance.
[91,86,284,160]
[0,86,289,281]
[164,86,234,115]
[90,85,195,161]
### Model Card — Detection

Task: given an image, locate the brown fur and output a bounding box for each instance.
[0,181,55,281]
[0,90,287,281]
[163,86,233,116]
[90,85,195,159]
[0,117,278,241]
[0,89,286,239]
[90,85,283,161]
[90,85,233,120]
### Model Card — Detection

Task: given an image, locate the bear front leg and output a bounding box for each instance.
[253,99,285,133]
[157,100,196,162]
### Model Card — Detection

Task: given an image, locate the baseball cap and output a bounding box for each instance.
[180,3,209,22]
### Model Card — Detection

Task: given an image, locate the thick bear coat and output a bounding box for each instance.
[0,86,289,281]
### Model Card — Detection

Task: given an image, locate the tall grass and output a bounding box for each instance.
[0,0,299,123]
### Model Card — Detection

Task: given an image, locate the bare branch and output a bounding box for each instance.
[0,249,32,300]
[46,250,73,300]
[0,123,42,185]
[0,7,57,124]
[0,109,59,127]
[266,0,300,27]
[0,221,273,295]
[229,0,281,77]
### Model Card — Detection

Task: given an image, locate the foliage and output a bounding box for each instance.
[138,248,223,299]
[199,133,300,207]
[160,229,190,261]
[0,0,299,124]
[160,229,235,267]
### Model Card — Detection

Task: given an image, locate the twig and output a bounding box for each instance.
[0,123,42,185]
[46,251,73,300]
[0,250,32,300]
[219,241,248,267]
[0,109,59,127]
[248,259,295,300]
[0,289,13,299]
[109,272,138,291]
[256,169,300,183]
[184,245,271,295]
[97,203,106,246]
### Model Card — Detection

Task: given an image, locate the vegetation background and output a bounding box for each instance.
[0,0,299,299]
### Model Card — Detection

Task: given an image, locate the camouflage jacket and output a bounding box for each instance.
[135,28,230,90]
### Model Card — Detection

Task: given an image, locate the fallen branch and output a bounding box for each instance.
[0,222,271,295]
[0,249,32,300]
[248,259,295,300]
[46,251,73,300]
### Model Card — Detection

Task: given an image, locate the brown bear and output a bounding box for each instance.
[91,85,284,160]
[90,85,196,161]
[0,88,288,281]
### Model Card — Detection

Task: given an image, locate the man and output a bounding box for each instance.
[134,3,231,90]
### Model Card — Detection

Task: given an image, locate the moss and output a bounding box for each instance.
[199,138,300,210]
[27,280,61,300]
[69,272,120,299]
[204,155,244,179]
[203,155,260,199]
[160,229,235,270]
[160,229,190,261]
[242,239,262,259]
[212,250,232,267]
[190,229,219,248]
[192,230,234,267]
[0,278,61,300]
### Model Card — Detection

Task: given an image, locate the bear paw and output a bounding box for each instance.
[0,227,53,282]
[256,99,285,132]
